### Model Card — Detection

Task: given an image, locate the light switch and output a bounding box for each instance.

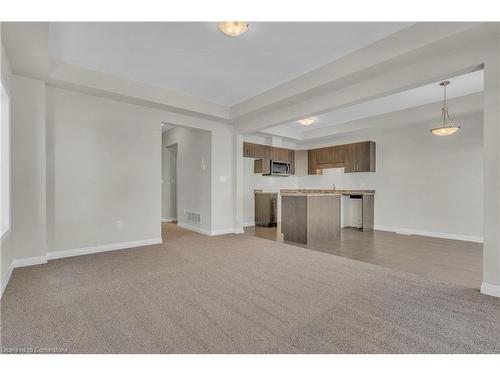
[219,175,227,182]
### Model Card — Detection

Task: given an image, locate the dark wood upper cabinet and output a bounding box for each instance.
[243,142,295,174]
[271,147,290,162]
[356,141,376,172]
[244,140,374,175]
[309,141,375,174]
[315,145,345,167]
[308,145,344,174]
[344,141,376,173]
[254,159,271,174]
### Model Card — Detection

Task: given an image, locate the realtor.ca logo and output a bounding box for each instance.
[1,347,69,354]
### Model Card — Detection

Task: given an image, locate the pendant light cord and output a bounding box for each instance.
[443,83,447,110]
[442,83,447,127]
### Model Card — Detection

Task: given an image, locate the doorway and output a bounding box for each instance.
[162,143,178,223]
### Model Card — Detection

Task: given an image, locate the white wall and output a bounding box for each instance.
[211,128,236,233]
[163,127,212,234]
[46,87,162,252]
[298,112,484,241]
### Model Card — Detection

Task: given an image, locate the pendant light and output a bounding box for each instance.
[430,80,460,136]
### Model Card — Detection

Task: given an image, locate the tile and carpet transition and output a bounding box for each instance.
[1,223,499,353]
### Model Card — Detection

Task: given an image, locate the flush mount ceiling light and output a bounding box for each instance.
[297,118,316,126]
[218,22,249,37]
[430,80,461,136]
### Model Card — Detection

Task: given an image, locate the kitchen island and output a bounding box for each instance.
[281,189,374,233]
[281,192,341,245]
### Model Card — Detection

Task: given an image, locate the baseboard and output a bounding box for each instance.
[374,225,483,243]
[481,282,500,298]
[12,255,48,268]
[1,255,48,299]
[161,217,177,223]
[177,222,212,236]
[0,264,14,299]
[242,221,281,228]
[47,238,163,260]
[211,228,244,236]
[177,222,244,236]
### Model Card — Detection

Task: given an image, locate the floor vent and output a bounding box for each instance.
[185,210,202,224]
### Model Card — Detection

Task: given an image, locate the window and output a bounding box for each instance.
[1,81,11,238]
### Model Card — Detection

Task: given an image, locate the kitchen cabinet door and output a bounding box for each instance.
[254,159,271,174]
[344,142,376,173]
[331,145,345,164]
[243,142,253,157]
[356,141,376,172]
[343,143,358,173]
[314,148,330,164]
[271,147,289,162]
[308,149,323,175]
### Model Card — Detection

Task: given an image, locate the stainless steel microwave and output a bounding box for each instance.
[265,160,291,176]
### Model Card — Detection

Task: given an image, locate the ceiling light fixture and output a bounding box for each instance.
[218,22,249,37]
[298,118,316,126]
[430,80,460,136]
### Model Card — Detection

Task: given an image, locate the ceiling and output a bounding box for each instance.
[261,69,484,141]
[48,22,412,107]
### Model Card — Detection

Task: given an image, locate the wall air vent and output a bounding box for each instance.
[185,210,202,224]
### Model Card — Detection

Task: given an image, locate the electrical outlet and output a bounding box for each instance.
[116,220,124,229]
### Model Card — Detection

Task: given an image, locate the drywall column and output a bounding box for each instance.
[233,133,244,233]
[481,26,500,297]
[5,75,47,263]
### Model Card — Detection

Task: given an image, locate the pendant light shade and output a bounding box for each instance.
[430,81,460,136]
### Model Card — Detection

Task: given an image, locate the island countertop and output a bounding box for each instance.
[280,189,375,195]
[280,192,342,197]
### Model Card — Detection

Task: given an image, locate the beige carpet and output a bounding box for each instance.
[1,224,499,353]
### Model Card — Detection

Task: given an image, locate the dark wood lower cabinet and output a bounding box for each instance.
[255,192,278,227]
